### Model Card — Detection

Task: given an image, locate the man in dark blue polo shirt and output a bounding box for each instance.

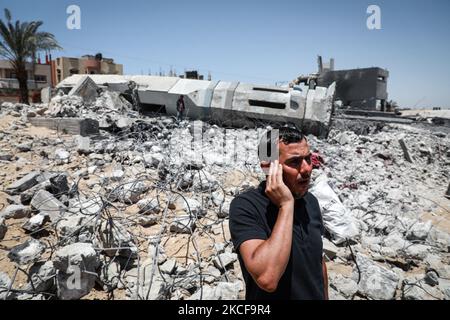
[229,127,328,300]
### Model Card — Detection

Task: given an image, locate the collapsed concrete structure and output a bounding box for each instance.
[56,75,336,137]
[293,56,389,111]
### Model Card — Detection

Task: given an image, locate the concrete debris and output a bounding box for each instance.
[30,190,67,222]
[5,171,41,195]
[213,252,237,270]
[353,254,400,300]
[322,238,339,260]
[53,243,100,300]
[68,75,99,103]
[0,217,7,240]
[188,282,240,300]
[136,198,161,215]
[329,273,358,298]
[24,261,56,293]
[55,148,70,165]
[170,215,196,234]
[8,238,45,265]
[0,96,449,300]
[0,272,15,300]
[0,204,31,219]
[22,213,48,233]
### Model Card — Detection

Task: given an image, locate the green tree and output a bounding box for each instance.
[0,9,61,104]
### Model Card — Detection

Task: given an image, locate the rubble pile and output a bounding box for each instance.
[0,99,449,300]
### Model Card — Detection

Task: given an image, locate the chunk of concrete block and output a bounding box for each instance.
[5,171,41,195]
[8,238,45,265]
[53,243,100,300]
[0,217,7,240]
[30,190,67,222]
[68,76,99,103]
[0,204,32,219]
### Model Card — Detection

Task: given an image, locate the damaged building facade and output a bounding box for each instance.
[293,56,389,111]
[55,74,336,137]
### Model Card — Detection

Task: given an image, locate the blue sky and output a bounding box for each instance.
[2,0,450,108]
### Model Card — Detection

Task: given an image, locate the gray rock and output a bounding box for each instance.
[97,220,138,259]
[53,242,100,300]
[0,217,7,240]
[193,171,218,192]
[137,215,158,227]
[98,260,121,292]
[218,200,230,218]
[405,244,431,260]
[5,171,40,195]
[439,279,450,300]
[403,280,444,300]
[0,272,15,300]
[68,75,99,103]
[330,273,358,298]
[110,169,125,182]
[0,153,13,161]
[204,265,222,284]
[143,152,164,168]
[8,238,45,265]
[24,261,56,292]
[30,190,67,222]
[424,271,439,287]
[170,215,196,234]
[55,149,70,164]
[406,221,432,241]
[323,238,339,260]
[353,254,399,300]
[17,142,32,152]
[213,252,237,270]
[188,282,240,300]
[137,198,161,215]
[181,198,203,217]
[22,213,48,233]
[20,180,52,205]
[0,204,31,219]
[160,259,177,274]
[56,215,94,244]
[110,181,148,204]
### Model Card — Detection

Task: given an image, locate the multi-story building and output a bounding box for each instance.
[51,53,123,85]
[0,59,52,89]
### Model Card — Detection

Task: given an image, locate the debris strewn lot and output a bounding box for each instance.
[0,97,449,300]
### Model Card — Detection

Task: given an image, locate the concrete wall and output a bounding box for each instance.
[317,67,388,110]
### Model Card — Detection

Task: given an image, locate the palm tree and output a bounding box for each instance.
[0,9,61,104]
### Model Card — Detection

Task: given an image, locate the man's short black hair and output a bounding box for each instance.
[257,126,306,162]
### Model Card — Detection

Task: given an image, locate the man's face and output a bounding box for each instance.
[278,139,313,198]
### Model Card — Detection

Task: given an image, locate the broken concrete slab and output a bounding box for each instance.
[136,198,161,215]
[53,242,100,300]
[353,254,399,300]
[170,215,196,234]
[8,238,45,265]
[28,117,99,136]
[323,238,339,260]
[0,272,15,300]
[68,75,99,103]
[160,259,177,274]
[213,252,237,270]
[22,213,48,233]
[0,204,32,219]
[30,190,67,222]
[55,149,70,165]
[188,282,240,300]
[5,171,41,195]
[24,261,56,293]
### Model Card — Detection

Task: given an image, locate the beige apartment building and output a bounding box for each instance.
[51,54,123,85]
